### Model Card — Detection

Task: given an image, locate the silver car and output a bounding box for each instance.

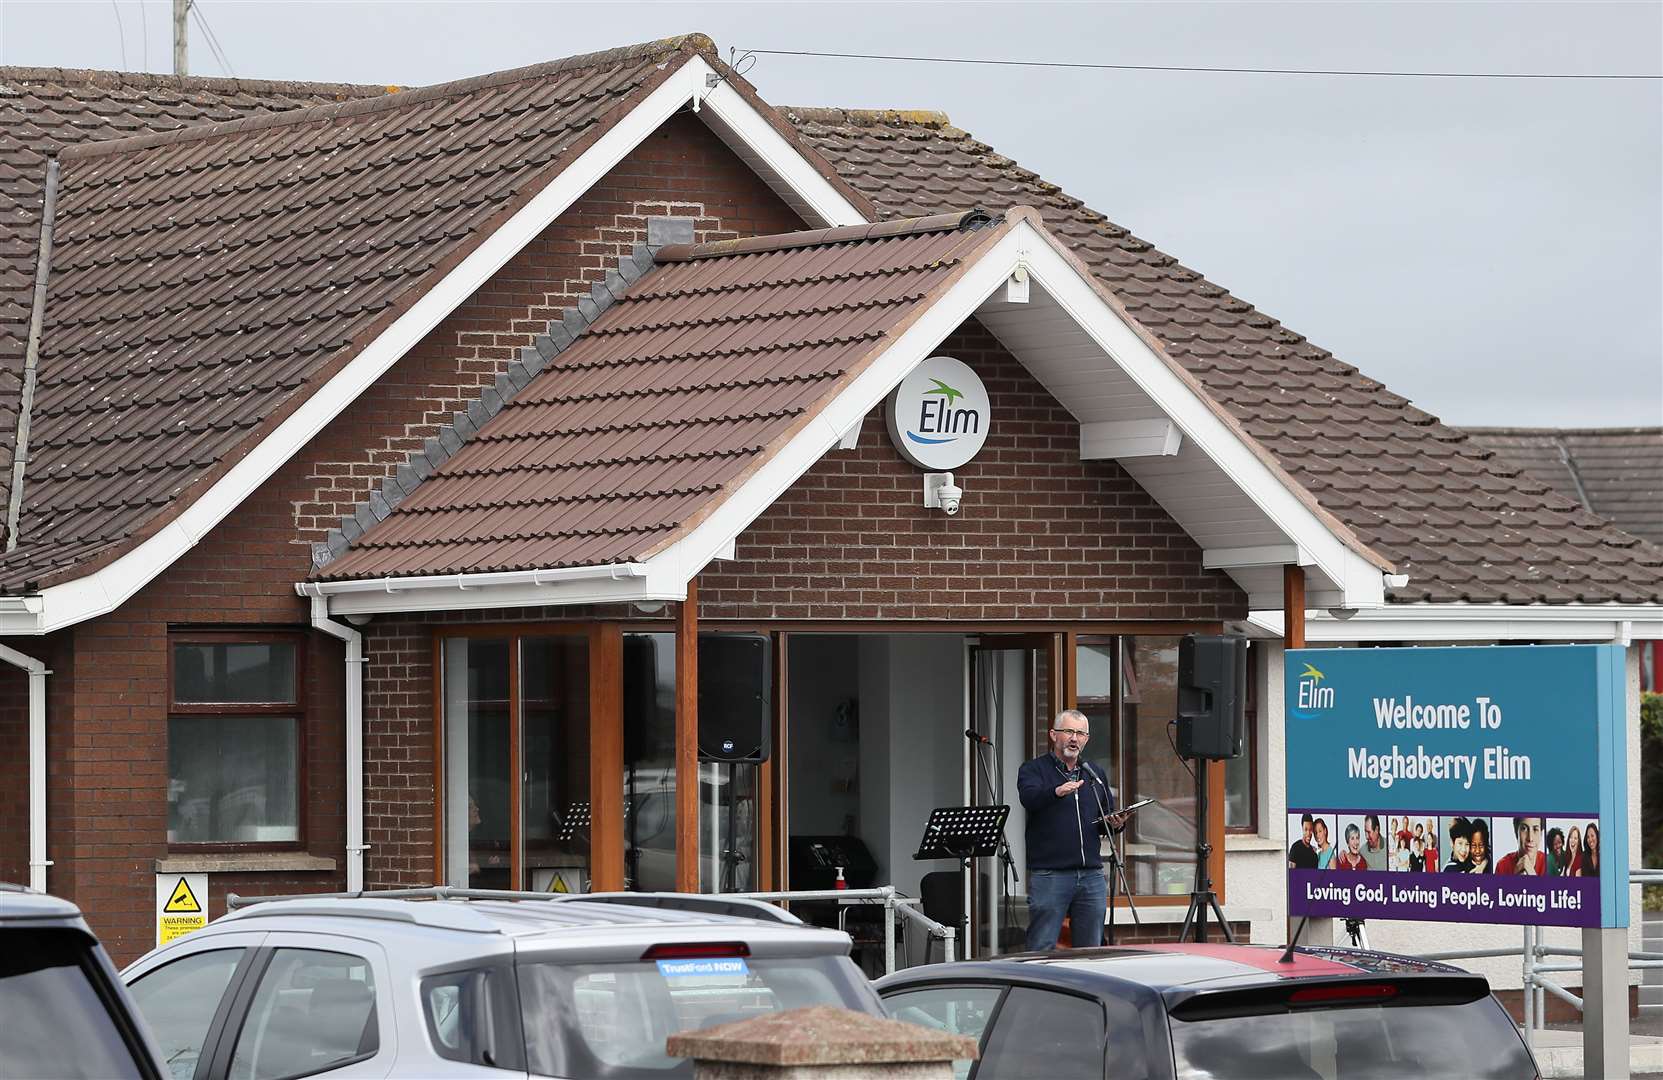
[121,891,886,1080]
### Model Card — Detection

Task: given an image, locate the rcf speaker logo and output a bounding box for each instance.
[1292,662,1336,720]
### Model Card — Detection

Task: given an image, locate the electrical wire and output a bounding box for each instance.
[109,1,128,70]
[742,47,1661,82]
[190,0,235,77]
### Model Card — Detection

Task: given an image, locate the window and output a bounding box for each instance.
[421,966,523,1071]
[1224,656,1259,834]
[977,986,1105,1079]
[882,984,1004,1080]
[0,930,147,1080]
[229,948,378,1080]
[128,948,247,1080]
[168,633,302,847]
[516,954,872,1079]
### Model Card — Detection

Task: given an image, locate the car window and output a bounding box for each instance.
[0,928,146,1080]
[228,948,378,1080]
[517,953,875,1078]
[882,984,1003,1080]
[421,966,523,1072]
[1169,996,1537,1080]
[977,986,1105,1080]
[129,948,246,1080]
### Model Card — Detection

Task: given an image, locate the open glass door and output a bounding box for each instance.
[967,634,1060,957]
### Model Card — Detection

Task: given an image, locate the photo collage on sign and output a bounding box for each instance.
[1287,812,1601,876]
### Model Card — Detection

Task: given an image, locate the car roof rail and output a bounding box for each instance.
[574,892,802,925]
[225,887,800,926]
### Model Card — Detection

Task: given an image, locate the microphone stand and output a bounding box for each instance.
[969,735,1019,953]
[1089,770,1140,944]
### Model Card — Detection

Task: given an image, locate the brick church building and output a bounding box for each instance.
[0,35,1658,967]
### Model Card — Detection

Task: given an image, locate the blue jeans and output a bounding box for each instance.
[1025,867,1107,951]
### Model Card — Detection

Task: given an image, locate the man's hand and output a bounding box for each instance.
[1055,779,1086,798]
[1105,810,1129,832]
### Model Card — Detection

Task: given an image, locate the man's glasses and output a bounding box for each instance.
[1052,727,1090,739]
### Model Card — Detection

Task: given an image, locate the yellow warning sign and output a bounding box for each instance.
[156,873,208,946]
[165,877,202,913]
[551,874,570,894]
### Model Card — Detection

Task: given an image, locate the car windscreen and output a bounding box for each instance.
[0,929,148,1080]
[516,952,875,1078]
[1169,992,1536,1080]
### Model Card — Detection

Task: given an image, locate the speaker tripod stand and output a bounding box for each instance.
[1178,755,1234,943]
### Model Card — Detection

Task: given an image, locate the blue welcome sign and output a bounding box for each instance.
[1286,645,1627,928]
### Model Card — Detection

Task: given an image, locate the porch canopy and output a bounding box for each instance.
[300,207,1395,614]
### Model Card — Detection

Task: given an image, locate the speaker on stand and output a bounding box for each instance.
[1175,634,1247,943]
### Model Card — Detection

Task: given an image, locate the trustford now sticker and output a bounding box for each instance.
[886,355,990,470]
[655,958,750,979]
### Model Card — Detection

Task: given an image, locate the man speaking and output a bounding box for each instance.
[1017,709,1125,951]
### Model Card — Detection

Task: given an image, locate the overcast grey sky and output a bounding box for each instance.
[3,1,1659,428]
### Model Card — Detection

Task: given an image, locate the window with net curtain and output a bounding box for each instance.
[168,636,301,846]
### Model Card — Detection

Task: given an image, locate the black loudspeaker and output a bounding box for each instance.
[698,634,771,762]
[1176,634,1247,760]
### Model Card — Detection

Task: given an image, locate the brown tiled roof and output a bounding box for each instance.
[785,108,1663,605]
[0,67,395,534]
[0,37,718,594]
[315,211,1009,580]
[1464,427,1663,549]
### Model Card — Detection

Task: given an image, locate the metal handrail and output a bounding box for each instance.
[225,883,955,975]
[1410,867,1660,1053]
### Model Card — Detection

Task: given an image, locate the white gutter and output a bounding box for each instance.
[1249,603,1663,643]
[309,597,367,891]
[0,643,50,892]
[297,561,648,598]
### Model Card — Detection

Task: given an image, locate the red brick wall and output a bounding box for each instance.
[700,321,1247,622]
[293,112,804,542]
[26,115,803,964]
[0,663,25,884]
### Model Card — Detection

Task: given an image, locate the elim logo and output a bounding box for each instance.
[906,378,980,446]
[1292,662,1336,721]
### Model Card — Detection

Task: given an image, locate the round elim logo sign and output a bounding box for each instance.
[885,356,990,470]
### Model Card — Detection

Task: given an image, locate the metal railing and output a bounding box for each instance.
[225,883,955,976]
[1414,868,1661,1053]
[721,885,957,972]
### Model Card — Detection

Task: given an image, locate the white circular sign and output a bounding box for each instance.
[885,356,991,470]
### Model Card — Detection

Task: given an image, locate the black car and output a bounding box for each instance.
[0,884,168,1080]
[877,942,1538,1080]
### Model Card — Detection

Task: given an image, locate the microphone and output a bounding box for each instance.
[964,729,994,747]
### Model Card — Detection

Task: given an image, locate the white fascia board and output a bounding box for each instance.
[1017,224,1387,611]
[1079,418,1182,459]
[10,62,718,636]
[693,62,868,228]
[642,227,1028,592]
[298,563,663,617]
[1203,544,1306,570]
[1249,604,1663,643]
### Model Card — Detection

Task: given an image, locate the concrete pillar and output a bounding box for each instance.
[1583,925,1629,1080]
[667,1006,976,1080]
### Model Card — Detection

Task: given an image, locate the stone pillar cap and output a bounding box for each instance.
[665,1005,978,1066]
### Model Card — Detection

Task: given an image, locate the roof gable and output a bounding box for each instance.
[785,108,1663,606]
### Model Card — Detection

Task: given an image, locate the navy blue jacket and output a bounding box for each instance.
[1017,753,1114,871]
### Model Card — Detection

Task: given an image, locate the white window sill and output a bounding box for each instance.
[1224,834,1286,853]
[155,853,337,874]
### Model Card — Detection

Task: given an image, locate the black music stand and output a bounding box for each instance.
[556,801,591,844]
[914,805,1011,864]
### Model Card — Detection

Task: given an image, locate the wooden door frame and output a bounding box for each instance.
[430,624,622,892]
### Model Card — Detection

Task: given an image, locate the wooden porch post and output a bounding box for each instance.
[588,623,624,891]
[1283,564,1306,650]
[676,578,700,892]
